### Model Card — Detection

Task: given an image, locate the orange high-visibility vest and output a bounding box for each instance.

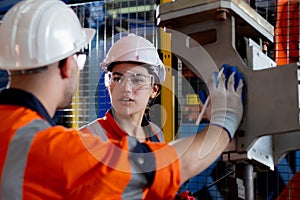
[0,89,181,199]
[80,110,165,144]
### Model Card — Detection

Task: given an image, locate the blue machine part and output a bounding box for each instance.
[96,71,111,118]
[0,70,9,89]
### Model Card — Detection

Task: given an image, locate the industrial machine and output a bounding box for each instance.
[157,0,300,198]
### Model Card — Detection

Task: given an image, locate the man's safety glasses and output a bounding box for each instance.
[105,71,154,90]
[73,49,87,70]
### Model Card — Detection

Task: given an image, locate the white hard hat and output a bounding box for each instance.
[100,34,166,83]
[0,0,95,70]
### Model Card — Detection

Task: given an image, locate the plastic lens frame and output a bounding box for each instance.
[104,71,154,89]
[73,54,86,70]
[73,49,87,70]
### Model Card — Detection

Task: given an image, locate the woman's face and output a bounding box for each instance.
[107,63,159,119]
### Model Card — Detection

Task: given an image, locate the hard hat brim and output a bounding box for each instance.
[82,28,96,51]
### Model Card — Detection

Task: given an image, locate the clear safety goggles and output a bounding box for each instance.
[105,71,155,90]
[73,50,87,70]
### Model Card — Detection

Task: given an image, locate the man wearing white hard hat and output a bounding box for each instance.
[0,0,244,199]
[0,0,149,199]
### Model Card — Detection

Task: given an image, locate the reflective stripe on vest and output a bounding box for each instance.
[79,121,108,142]
[149,123,165,143]
[122,136,146,199]
[1,119,50,200]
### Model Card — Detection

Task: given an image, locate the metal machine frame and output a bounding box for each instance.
[157,0,300,169]
[157,0,300,198]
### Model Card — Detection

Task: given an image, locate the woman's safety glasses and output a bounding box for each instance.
[105,71,154,90]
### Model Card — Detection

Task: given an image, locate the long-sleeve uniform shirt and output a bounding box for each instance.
[0,88,181,199]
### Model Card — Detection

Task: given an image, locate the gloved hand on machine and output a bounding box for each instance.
[177,65,244,200]
[197,64,244,140]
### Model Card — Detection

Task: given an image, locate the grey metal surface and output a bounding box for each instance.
[223,136,275,169]
[157,0,274,42]
[247,136,274,170]
[246,38,277,70]
[235,163,254,199]
[166,29,218,83]
[238,63,300,152]
[273,131,300,165]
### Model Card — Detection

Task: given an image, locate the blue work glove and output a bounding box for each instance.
[198,65,245,109]
[207,65,244,139]
[222,64,245,105]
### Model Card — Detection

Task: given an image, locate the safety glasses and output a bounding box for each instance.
[73,50,87,70]
[105,71,154,90]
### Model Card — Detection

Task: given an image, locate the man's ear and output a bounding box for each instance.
[59,56,72,79]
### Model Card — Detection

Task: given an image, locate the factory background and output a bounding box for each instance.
[0,0,300,199]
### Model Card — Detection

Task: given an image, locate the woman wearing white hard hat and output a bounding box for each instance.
[80,32,244,199]
[81,34,166,143]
